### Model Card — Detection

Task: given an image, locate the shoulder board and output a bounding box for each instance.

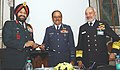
[26,24,33,29]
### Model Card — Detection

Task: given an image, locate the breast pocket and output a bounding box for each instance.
[49,33,55,41]
[60,33,69,41]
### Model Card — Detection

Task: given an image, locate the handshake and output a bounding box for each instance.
[24,41,45,50]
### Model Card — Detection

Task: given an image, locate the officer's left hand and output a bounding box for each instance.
[70,61,74,65]
[109,53,116,61]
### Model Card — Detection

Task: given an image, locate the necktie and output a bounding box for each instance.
[57,26,59,30]
[21,22,24,28]
[90,23,92,26]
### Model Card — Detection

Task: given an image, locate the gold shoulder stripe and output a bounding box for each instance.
[112,41,120,50]
[76,50,83,58]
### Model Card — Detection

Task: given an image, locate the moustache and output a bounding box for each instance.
[55,20,60,22]
[19,15,26,18]
[16,15,27,22]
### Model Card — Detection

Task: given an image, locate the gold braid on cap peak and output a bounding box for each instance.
[23,2,26,6]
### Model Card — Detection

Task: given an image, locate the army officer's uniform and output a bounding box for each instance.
[42,23,75,66]
[76,20,120,69]
[2,20,34,69]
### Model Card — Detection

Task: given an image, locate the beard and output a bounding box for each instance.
[16,15,27,22]
[86,16,95,22]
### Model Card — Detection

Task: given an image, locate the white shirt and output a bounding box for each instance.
[54,24,61,30]
[88,19,96,26]
[19,21,26,28]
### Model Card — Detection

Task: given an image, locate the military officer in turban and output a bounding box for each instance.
[2,2,38,70]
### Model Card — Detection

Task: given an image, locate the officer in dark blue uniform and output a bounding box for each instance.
[42,10,75,67]
[76,7,120,70]
[2,2,38,70]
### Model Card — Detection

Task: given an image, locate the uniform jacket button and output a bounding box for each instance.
[95,44,97,46]
[94,35,96,37]
[57,33,59,35]
[25,36,27,38]
[57,39,59,41]
[95,49,98,51]
[88,44,90,47]
[87,35,90,37]
[88,49,91,51]
[88,40,90,42]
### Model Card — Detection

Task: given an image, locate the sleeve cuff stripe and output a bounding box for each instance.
[76,50,83,57]
[112,44,120,50]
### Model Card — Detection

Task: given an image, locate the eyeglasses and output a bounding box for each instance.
[53,16,62,18]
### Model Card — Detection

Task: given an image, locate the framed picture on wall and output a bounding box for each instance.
[0,30,2,48]
[0,0,3,48]
[99,0,120,26]
[0,29,2,48]
[0,29,2,38]
[0,0,3,29]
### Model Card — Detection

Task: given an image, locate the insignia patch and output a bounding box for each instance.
[81,31,86,34]
[27,26,33,32]
[16,32,20,39]
[61,28,68,33]
[49,33,54,35]
[23,2,26,6]
[97,23,105,35]
[98,23,105,30]
[16,27,20,39]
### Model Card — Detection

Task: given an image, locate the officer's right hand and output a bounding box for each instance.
[38,44,45,50]
[77,61,83,69]
[25,41,34,47]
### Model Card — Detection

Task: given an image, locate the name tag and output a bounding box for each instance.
[97,30,104,35]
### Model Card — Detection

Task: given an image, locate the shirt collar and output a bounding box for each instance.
[88,19,96,26]
[88,19,95,26]
[19,21,26,28]
[19,21,25,25]
[54,24,61,30]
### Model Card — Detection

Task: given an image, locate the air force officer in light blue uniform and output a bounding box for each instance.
[42,10,75,67]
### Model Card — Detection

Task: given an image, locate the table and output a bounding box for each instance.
[33,65,116,70]
[30,50,48,68]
